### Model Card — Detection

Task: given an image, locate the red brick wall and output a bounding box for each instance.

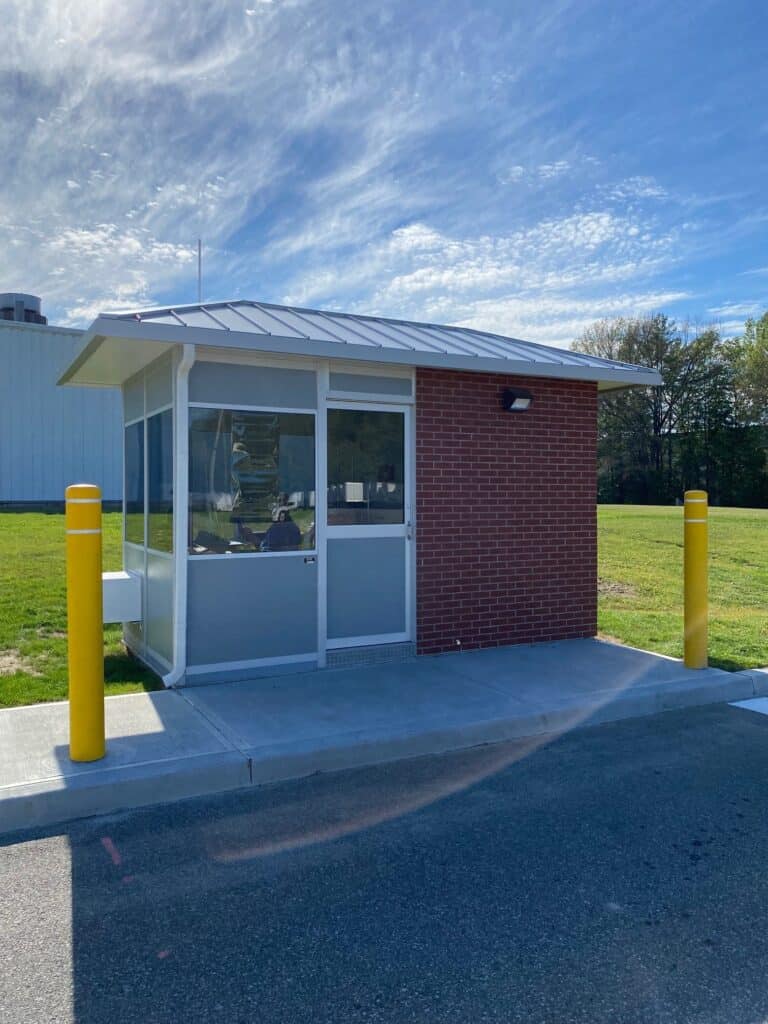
[415,368,598,655]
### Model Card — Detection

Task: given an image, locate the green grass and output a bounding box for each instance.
[598,505,768,672]
[0,506,765,708]
[0,512,161,708]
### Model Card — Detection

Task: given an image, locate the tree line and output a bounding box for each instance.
[571,311,768,507]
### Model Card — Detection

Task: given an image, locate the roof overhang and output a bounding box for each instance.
[58,323,176,387]
[59,315,662,391]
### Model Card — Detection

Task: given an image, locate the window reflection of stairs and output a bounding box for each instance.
[232,413,279,516]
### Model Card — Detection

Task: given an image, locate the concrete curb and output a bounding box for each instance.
[739,668,768,696]
[1,665,764,839]
[0,752,250,836]
[240,668,768,783]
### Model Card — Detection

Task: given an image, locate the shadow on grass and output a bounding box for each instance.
[708,654,757,673]
[0,502,123,514]
[104,649,162,694]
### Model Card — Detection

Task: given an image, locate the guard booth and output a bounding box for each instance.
[59,300,659,686]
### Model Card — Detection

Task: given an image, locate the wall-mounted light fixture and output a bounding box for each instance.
[501,387,533,412]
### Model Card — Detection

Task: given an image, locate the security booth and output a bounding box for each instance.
[59,300,659,686]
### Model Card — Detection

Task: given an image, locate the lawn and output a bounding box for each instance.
[598,505,768,672]
[0,506,766,708]
[0,512,160,708]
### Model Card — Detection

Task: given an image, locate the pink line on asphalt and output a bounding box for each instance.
[100,836,122,867]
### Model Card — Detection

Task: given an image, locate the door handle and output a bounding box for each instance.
[304,555,316,564]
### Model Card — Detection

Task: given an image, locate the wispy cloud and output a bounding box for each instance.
[0,0,764,342]
[280,206,685,346]
[453,290,692,347]
[602,176,668,202]
[708,300,766,318]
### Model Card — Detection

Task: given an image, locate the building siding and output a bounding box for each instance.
[415,368,598,655]
[0,321,122,502]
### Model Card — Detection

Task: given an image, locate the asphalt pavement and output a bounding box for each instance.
[3,701,768,1023]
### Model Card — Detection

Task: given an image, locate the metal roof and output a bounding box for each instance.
[59,299,662,391]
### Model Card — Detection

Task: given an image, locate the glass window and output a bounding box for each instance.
[124,421,144,544]
[189,409,315,555]
[327,409,405,525]
[148,410,173,552]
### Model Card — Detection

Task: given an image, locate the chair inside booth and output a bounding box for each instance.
[188,409,316,555]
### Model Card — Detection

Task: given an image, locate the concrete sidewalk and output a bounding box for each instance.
[1,639,766,836]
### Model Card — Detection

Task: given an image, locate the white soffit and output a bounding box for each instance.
[59,299,662,390]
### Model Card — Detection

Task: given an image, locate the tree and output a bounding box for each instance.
[735,312,768,425]
[573,312,768,506]
[575,315,718,502]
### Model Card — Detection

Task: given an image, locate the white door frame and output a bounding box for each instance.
[319,394,415,658]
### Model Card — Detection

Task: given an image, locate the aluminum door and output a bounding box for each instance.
[325,402,412,649]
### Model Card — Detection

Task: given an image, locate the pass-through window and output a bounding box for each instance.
[188,408,316,555]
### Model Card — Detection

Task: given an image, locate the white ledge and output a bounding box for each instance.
[102,570,142,623]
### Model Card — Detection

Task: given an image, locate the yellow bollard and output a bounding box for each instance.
[683,489,708,669]
[65,483,105,761]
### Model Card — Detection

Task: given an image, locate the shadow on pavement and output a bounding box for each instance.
[5,703,768,1022]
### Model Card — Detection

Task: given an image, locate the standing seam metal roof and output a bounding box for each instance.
[98,299,658,383]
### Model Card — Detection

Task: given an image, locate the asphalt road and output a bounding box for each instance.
[3,701,768,1023]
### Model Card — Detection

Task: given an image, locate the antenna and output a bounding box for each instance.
[197,238,202,303]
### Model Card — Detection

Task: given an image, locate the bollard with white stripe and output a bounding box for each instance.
[65,483,105,761]
[683,489,708,669]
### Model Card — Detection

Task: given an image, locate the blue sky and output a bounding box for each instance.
[1,0,766,345]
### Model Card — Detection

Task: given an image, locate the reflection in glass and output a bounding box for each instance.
[189,409,315,555]
[148,410,173,552]
[327,409,405,525]
[124,421,144,544]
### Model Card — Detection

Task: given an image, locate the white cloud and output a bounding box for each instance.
[281,205,685,347]
[0,0,751,347]
[497,159,573,185]
[47,224,195,264]
[64,277,153,323]
[498,165,525,184]
[604,176,668,202]
[450,291,691,347]
[716,319,749,338]
[1,0,461,320]
[537,160,571,180]
[707,300,765,318]
[497,156,605,188]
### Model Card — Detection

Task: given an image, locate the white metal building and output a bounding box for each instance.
[0,293,122,503]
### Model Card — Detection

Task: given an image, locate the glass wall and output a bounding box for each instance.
[124,421,145,544]
[148,409,173,552]
[189,408,315,554]
[327,409,405,525]
[125,409,173,552]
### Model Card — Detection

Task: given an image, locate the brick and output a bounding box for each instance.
[415,368,598,655]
